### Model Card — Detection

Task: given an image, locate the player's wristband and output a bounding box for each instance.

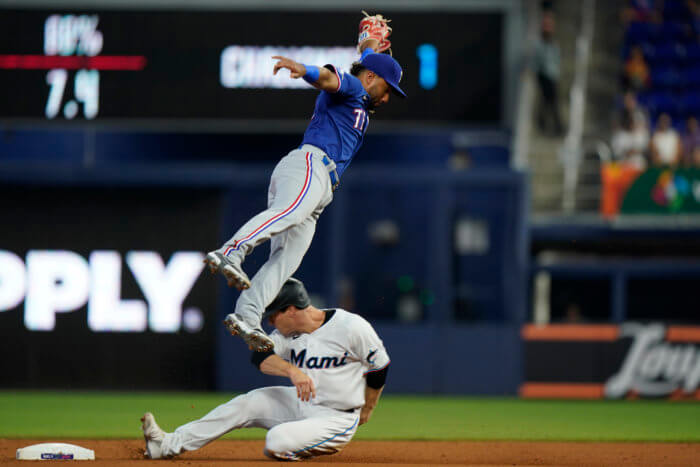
[302,64,320,84]
[360,48,375,60]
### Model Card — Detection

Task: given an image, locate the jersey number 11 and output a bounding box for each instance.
[353,109,367,131]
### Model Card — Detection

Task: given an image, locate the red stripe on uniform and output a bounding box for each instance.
[230,152,313,250]
[333,67,341,92]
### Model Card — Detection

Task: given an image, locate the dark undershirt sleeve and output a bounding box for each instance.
[251,350,275,369]
[366,364,389,389]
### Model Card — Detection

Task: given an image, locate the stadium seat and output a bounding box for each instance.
[645,92,682,115]
[662,0,689,20]
[658,22,688,41]
[637,42,657,62]
[636,91,652,108]
[685,92,700,114]
[626,22,658,44]
[622,4,699,125]
[686,43,700,62]
[686,67,700,88]
[648,43,686,64]
[651,67,684,89]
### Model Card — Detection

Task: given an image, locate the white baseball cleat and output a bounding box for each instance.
[204,252,251,290]
[224,313,275,352]
[140,412,165,459]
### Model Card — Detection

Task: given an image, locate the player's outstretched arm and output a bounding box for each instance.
[259,353,316,401]
[272,55,340,93]
[359,38,380,54]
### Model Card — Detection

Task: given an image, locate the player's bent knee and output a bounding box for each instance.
[265,427,302,461]
[265,426,291,452]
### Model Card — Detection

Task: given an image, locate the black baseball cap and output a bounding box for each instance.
[262,278,311,321]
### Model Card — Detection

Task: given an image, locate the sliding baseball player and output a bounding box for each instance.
[141,278,390,461]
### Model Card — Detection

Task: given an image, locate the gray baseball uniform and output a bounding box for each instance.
[216,145,334,329]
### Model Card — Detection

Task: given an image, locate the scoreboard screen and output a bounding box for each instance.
[0,9,503,122]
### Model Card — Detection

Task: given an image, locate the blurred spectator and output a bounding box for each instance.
[447,150,472,171]
[612,108,650,169]
[617,91,649,129]
[623,45,650,92]
[650,113,682,167]
[682,116,700,166]
[564,303,586,323]
[692,146,700,166]
[534,10,564,136]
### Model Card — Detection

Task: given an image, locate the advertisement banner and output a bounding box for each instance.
[621,168,700,214]
[0,186,221,390]
[600,163,642,218]
[521,323,700,400]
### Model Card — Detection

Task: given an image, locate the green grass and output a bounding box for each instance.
[1,391,699,442]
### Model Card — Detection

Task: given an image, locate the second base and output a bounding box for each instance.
[16,442,95,460]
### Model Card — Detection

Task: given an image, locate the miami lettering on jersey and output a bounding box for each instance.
[291,349,349,369]
[270,308,390,410]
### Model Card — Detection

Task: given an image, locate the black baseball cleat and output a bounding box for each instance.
[204,252,251,290]
[223,313,274,352]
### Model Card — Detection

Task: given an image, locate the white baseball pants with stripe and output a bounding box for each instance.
[158,386,359,461]
[218,145,334,327]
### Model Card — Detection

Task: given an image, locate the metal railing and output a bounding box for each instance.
[560,0,596,213]
[510,0,540,171]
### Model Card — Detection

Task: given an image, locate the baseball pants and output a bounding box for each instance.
[217,145,334,328]
[158,386,360,461]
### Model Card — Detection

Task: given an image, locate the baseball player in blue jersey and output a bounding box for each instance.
[204,13,405,351]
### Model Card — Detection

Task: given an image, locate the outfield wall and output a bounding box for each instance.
[216,323,523,395]
[3,164,699,398]
[520,323,700,400]
[0,164,528,394]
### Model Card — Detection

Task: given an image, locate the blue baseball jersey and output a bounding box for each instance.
[300,65,371,178]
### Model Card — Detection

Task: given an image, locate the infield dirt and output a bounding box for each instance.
[1,439,699,466]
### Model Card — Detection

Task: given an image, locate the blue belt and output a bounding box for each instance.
[321,155,340,191]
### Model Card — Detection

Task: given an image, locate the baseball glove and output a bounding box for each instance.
[357,10,392,55]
